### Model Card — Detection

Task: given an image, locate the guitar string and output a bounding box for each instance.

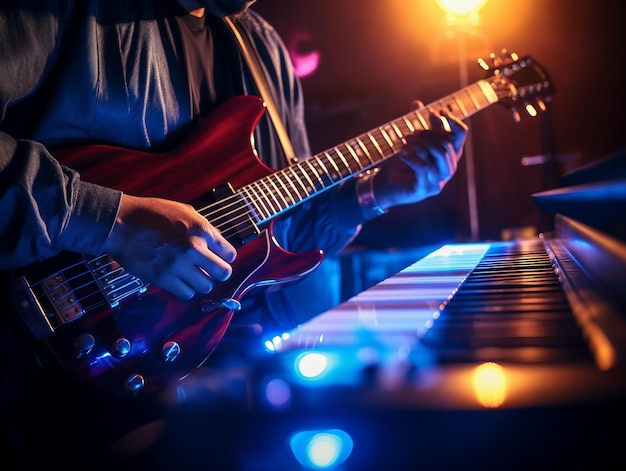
[34,256,157,315]
[192,85,485,232]
[32,87,484,314]
[193,107,436,227]
[197,83,489,235]
[192,83,485,232]
[32,136,390,313]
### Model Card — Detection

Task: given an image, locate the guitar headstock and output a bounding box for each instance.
[479,49,556,122]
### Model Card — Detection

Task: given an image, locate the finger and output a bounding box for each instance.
[163,276,197,301]
[196,223,238,263]
[411,99,425,110]
[190,237,233,282]
[427,110,452,134]
[407,138,456,177]
[439,118,467,155]
[179,265,216,296]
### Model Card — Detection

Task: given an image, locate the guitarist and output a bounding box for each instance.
[0,0,467,466]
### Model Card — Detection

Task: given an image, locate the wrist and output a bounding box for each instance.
[355,169,387,220]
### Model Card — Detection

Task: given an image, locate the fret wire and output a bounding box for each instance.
[260,179,281,213]
[465,86,481,110]
[363,134,382,164]
[452,92,469,116]
[448,96,465,116]
[354,137,374,167]
[379,126,396,152]
[313,155,334,186]
[251,182,271,220]
[472,83,492,108]
[256,180,275,219]
[266,176,289,209]
[271,173,296,206]
[402,116,416,133]
[436,98,454,116]
[342,143,361,173]
[304,159,325,190]
[315,159,336,186]
[322,151,341,178]
[297,162,316,193]
[280,167,304,202]
[286,166,309,198]
[391,122,408,145]
[367,132,384,161]
[331,145,352,175]
[394,119,411,141]
[334,146,356,175]
[255,182,274,219]
[239,187,257,221]
[415,110,429,130]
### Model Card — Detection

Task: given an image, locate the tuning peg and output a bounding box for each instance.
[511,108,521,123]
[536,98,547,111]
[489,51,500,67]
[525,103,538,117]
[499,48,519,62]
[478,57,490,71]
[486,49,520,71]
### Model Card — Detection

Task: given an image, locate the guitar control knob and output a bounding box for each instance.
[73,333,95,357]
[111,337,131,358]
[160,341,180,362]
[124,373,145,393]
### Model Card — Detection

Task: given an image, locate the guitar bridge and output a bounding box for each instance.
[9,274,82,339]
[9,255,148,339]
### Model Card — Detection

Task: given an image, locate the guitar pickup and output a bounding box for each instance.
[87,256,147,308]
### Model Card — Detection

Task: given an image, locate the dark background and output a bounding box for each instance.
[253,0,625,249]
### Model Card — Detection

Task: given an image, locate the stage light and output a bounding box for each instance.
[296,352,328,379]
[264,377,292,408]
[288,429,354,469]
[473,362,507,408]
[436,0,487,16]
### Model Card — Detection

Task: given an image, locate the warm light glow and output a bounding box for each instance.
[436,0,487,16]
[525,103,538,117]
[473,362,507,408]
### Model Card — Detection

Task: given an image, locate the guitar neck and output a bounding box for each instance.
[242,79,499,224]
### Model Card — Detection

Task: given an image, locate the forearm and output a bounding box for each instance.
[0,133,121,269]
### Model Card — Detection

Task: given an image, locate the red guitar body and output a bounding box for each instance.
[26,95,323,395]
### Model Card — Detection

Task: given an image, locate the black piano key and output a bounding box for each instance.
[419,240,594,364]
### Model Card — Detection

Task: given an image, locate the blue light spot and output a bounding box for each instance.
[297,352,328,378]
[265,378,291,407]
[308,433,342,467]
[289,429,353,469]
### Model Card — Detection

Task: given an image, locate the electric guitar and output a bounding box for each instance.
[9,51,555,396]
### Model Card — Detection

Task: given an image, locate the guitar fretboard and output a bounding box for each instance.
[242,79,498,223]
